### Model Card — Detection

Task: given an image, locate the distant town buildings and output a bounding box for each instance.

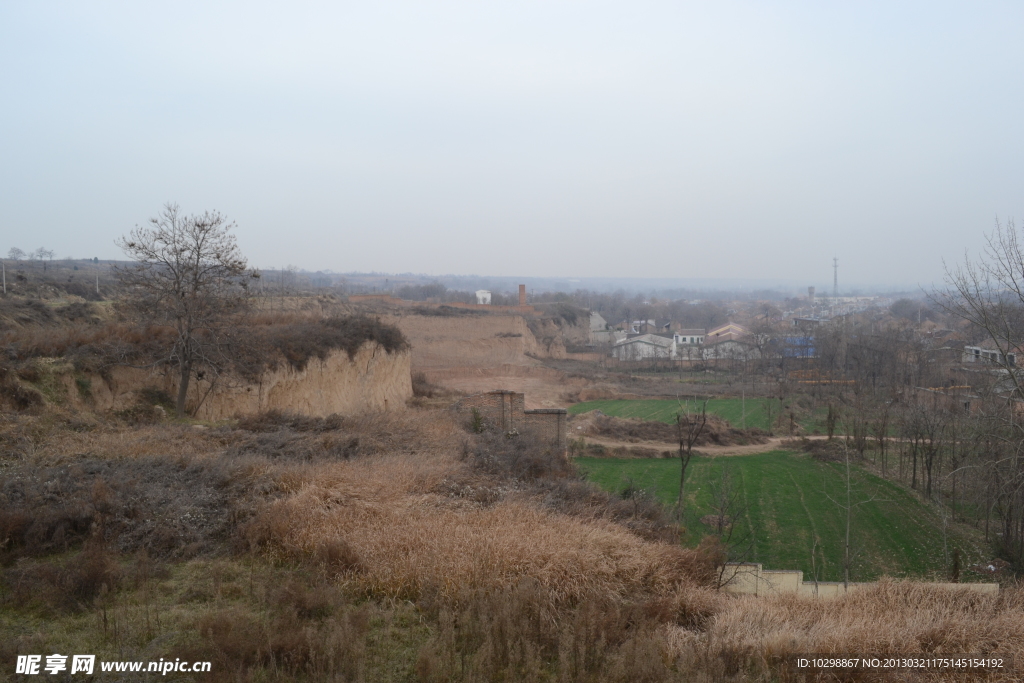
[610,321,760,363]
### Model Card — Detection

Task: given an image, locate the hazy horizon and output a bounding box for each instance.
[4,2,1023,287]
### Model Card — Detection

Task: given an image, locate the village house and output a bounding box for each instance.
[667,328,707,361]
[614,319,656,334]
[673,328,705,345]
[588,312,615,345]
[611,333,675,360]
[702,322,760,362]
[610,322,766,363]
[962,340,1018,367]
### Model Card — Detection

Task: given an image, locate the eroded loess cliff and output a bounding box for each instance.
[196,342,412,420]
[38,342,412,419]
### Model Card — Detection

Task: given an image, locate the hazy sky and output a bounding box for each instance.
[3,1,1023,289]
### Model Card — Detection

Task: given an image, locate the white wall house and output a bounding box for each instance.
[611,323,760,363]
[673,328,705,345]
[475,290,491,305]
[611,334,675,360]
[702,339,760,362]
[963,345,1016,366]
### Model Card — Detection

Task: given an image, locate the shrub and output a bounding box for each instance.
[1,313,408,385]
[781,436,848,462]
[0,378,44,410]
[260,315,409,372]
[235,410,344,433]
[409,370,438,397]
[74,376,92,398]
[467,430,574,481]
[469,407,484,433]
[1,541,119,613]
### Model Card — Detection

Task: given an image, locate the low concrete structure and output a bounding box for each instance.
[454,390,567,454]
[719,563,999,598]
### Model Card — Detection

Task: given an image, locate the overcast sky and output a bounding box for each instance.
[3,1,1023,290]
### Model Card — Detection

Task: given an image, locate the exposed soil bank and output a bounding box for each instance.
[48,342,412,419]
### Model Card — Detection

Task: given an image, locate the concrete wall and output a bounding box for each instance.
[719,563,999,598]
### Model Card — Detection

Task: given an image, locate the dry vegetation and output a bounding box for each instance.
[0,305,409,405]
[2,401,1023,681]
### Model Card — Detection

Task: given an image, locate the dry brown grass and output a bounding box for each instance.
[245,485,709,605]
[227,410,710,605]
[415,578,726,683]
[673,580,1024,681]
[0,409,466,563]
[7,401,1023,681]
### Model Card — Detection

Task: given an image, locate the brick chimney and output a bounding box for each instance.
[518,284,526,307]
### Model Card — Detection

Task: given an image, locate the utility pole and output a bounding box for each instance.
[833,257,839,305]
[830,256,839,318]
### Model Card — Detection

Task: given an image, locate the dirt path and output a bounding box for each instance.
[579,434,829,457]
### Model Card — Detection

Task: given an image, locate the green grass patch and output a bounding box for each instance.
[570,397,827,433]
[569,398,774,430]
[577,452,989,583]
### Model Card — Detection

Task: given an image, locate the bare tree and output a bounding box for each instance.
[870,398,893,477]
[676,399,708,514]
[115,203,254,417]
[705,466,755,589]
[936,222,1024,563]
[7,247,25,261]
[939,218,1024,397]
[34,247,55,271]
[824,442,883,589]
